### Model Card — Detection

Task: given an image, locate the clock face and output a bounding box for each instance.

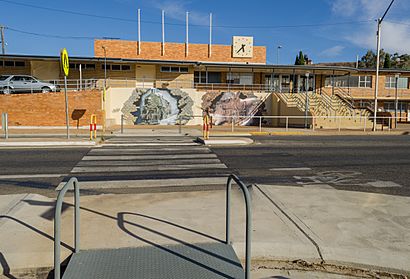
[232,36,253,58]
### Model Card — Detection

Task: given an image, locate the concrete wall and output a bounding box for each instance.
[94,40,266,64]
[106,87,270,126]
[0,90,103,126]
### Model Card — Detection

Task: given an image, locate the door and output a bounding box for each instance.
[23,76,38,92]
[10,76,26,92]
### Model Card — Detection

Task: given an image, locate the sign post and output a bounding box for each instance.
[60,48,70,139]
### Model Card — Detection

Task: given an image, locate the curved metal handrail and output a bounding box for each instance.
[54,177,80,279]
[226,174,252,279]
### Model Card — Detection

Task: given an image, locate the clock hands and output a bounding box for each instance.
[236,44,246,53]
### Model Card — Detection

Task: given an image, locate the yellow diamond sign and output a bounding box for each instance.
[60,48,69,77]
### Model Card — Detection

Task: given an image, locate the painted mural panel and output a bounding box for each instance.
[201,92,265,125]
[121,88,193,125]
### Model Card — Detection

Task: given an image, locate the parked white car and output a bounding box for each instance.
[0,75,59,94]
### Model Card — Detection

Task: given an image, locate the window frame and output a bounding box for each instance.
[358,75,372,88]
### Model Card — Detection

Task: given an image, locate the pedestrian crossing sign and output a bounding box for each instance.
[60,48,69,77]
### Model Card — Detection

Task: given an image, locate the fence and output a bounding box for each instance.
[46,79,101,91]
[118,114,407,133]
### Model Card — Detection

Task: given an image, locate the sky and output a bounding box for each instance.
[0,0,409,64]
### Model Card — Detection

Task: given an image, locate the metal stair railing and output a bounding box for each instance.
[54,178,80,279]
[54,175,251,279]
[226,174,252,279]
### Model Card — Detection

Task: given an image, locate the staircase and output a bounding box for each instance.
[274,90,377,130]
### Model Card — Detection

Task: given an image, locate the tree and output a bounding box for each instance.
[359,50,377,68]
[295,55,300,65]
[299,51,306,65]
[383,53,392,68]
[357,49,410,69]
[294,51,308,65]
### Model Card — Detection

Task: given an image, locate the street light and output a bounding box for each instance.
[395,73,400,128]
[277,45,282,65]
[373,0,395,131]
[305,72,310,129]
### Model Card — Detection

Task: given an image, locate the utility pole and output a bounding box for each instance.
[0,26,5,54]
[373,0,395,131]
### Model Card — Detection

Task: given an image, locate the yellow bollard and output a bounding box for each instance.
[90,114,97,140]
[202,109,212,140]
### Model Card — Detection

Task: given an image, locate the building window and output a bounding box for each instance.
[194,71,207,83]
[160,66,189,73]
[121,65,131,71]
[4,61,14,67]
[227,72,253,85]
[85,64,96,70]
[111,65,121,71]
[385,76,409,89]
[0,61,3,67]
[359,76,372,88]
[102,64,110,70]
[14,61,25,67]
[325,75,360,88]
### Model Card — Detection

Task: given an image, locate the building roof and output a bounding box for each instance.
[2,53,410,74]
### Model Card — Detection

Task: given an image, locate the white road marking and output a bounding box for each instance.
[82,154,218,161]
[76,164,226,172]
[365,181,402,188]
[76,158,222,166]
[270,167,312,171]
[102,143,199,147]
[89,148,211,154]
[56,177,228,191]
[71,163,227,173]
[0,174,66,179]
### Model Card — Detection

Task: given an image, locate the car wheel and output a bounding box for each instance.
[41,87,51,93]
[2,87,11,94]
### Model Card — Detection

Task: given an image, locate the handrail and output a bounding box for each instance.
[226,174,252,279]
[54,177,80,279]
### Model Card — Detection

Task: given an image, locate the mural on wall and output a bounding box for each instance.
[121,88,194,125]
[201,92,265,125]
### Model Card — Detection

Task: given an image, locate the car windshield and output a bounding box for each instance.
[0,75,10,81]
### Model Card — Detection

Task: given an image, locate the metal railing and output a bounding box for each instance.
[47,79,101,91]
[1,112,8,139]
[226,174,252,279]
[54,177,80,279]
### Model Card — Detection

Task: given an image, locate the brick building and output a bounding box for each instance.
[1,38,410,127]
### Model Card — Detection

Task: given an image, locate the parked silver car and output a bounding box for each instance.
[0,75,59,94]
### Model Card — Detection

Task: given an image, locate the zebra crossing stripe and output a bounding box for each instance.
[82,154,218,161]
[71,163,227,173]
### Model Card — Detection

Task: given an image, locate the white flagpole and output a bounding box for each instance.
[138,8,141,55]
[162,10,165,56]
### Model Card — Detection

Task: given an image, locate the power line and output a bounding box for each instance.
[0,0,374,29]
[5,26,101,40]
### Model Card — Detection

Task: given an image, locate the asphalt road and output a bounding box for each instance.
[212,135,410,197]
[0,135,409,197]
[0,147,89,196]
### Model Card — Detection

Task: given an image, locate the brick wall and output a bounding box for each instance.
[0,90,103,126]
[94,40,266,64]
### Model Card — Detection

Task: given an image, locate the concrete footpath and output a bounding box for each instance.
[0,185,409,278]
